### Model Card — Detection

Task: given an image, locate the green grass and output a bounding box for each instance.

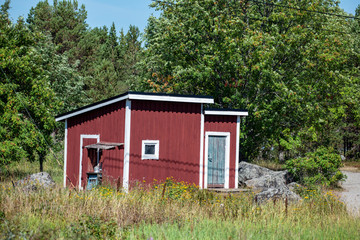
[130,217,358,240]
[0,151,63,183]
[0,172,359,239]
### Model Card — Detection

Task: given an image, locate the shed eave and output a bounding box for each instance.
[55,94,128,121]
[204,110,248,116]
[128,93,214,104]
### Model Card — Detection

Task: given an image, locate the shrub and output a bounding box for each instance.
[285,147,345,186]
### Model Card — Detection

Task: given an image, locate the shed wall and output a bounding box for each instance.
[66,102,125,188]
[129,100,201,185]
[204,115,237,188]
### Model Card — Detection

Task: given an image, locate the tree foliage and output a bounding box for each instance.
[27,0,143,102]
[27,0,87,59]
[339,4,360,159]
[79,24,142,101]
[2,0,360,170]
[0,1,59,168]
[141,0,360,160]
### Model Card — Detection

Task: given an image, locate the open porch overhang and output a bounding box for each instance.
[84,142,124,150]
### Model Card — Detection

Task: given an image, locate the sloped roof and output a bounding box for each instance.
[55,91,214,121]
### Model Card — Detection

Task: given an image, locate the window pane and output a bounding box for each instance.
[145,144,155,155]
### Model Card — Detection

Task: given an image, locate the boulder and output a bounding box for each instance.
[238,161,274,186]
[254,187,301,203]
[245,171,288,191]
[238,161,300,203]
[238,161,292,186]
[16,172,55,191]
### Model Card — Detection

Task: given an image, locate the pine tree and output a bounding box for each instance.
[27,0,87,62]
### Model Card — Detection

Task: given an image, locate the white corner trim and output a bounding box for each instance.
[56,95,129,121]
[63,119,68,188]
[204,110,248,116]
[128,93,214,104]
[204,132,231,189]
[235,116,240,189]
[79,134,100,190]
[199,104,204,189]
[123,100,131,191]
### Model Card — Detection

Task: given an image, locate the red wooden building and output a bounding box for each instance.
[56,92,248,190]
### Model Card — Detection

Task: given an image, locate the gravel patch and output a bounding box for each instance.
[338,171,360,217]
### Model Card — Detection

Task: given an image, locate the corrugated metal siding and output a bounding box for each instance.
[66,101,126,187]
[204,115,237,188]
[129,100,201,185]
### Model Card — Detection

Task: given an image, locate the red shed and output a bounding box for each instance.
[55,92,248,190]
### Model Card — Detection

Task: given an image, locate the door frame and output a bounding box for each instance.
[79,134,100,189]
[204,132,230,189]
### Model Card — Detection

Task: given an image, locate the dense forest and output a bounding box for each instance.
[1,0,360,171]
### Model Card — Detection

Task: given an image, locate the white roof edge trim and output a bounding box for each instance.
[128,93,214,104]
[56,93,215,121]
[55,95,129,121]
[204,110,248,116]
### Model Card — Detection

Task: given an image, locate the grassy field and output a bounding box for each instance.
[0,159,359,239]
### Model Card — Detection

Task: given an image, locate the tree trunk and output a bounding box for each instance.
[39,154,44,172]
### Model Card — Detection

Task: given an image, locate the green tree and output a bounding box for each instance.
[79,25,124,101]
[37,36,87,114]
[141,0,357,160]
[0,1,60,170]
[26,0,89,107]
[81,24,142,101]
[120,25,143,90]
[27,0,87,61]
[27,0,143,103]
[339,4,360,160]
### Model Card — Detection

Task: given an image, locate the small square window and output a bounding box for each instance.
[145,145,155,155]
[142,140,159,160]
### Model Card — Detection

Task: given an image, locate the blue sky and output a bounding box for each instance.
[5,0,360,33]
[7,0,158,32]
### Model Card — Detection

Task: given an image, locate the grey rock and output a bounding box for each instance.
[245,172,288,191]
[16,172,55,191]
[238,161,274,186]
[238,161,300,203]
[238,161,292,186]
[254,187,301,203]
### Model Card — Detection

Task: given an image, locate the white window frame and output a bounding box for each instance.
[141,140,160,160]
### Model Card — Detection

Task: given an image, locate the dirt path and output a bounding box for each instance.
[338,170,360,217]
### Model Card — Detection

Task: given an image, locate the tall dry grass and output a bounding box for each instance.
[0,177,359,239]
